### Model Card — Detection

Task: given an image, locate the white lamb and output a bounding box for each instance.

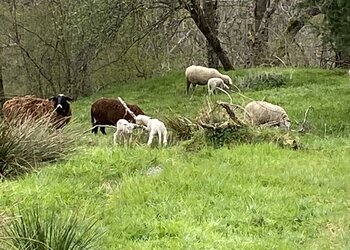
[244,101,291,129]
[134,115,168,146]
[113,119,139,145]
[207,77,230,95]
[185,65,233,94]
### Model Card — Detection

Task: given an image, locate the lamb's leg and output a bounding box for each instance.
[157,130,162,146]
[147,133,154,146]
[163,130,168,147]
[128,134,133,146]
[113,132,118,145]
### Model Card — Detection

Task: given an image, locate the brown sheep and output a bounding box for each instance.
[2,94,73,129]
[91,97,145,135]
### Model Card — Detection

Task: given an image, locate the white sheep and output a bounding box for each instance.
[207,77,230,95]
[113,119,139,145]
[134,115,168,146]
[185,65,233,94]
[244,101,291,129]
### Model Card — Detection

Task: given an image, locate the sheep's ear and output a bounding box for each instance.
[48,96,56,101]
[66,96,73,101]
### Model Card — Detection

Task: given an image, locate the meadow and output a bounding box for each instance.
[1,68,350,249]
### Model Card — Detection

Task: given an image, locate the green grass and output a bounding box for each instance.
[1,67,350,249]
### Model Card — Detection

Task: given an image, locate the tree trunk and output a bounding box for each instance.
[273,7,321,65]
[181,0,233,70]
[254,0,269,43]
[202,0,219,69]
[335,51,350,68]
[251,0,280,66]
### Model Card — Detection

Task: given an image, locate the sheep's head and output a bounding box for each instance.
[135,115,150,126]
[49,94,73,116]
[280,115,291,130]
[222,75,233,87]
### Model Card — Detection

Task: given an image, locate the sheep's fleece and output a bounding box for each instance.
[244,101,291,128]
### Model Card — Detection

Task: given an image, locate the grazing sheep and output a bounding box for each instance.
[244,101,291,129]
[113,119,139,145]
[135,115,168,146]
[207,77,230,95]
[91,97,145,135]
[2,94,72,129]
[185,65,233,94]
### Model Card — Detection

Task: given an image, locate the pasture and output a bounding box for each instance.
[1,67,350,249]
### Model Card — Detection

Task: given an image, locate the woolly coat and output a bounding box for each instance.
[244,101,290,128]
[185,65,233,93]
[91,98,144,134]
[2,95,71,129]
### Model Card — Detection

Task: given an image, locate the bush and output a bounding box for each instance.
[166,101,300,149]
[0,116,79,178]
[1,206,103,250]
[237,71,289,91]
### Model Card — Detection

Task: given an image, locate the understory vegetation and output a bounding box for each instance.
[0,68,350,249]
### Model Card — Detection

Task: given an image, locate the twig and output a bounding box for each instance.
[216,87,233,104]
[298,106,313,133]
[217,101,243,126]
[117,96,136,119]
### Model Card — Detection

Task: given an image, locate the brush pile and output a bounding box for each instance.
[165,99,299,149]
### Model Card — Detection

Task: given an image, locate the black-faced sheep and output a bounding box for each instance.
[185,65,233,94]
[244,101,291,129]
[2,94,73,129]
[135,114,168,146]
[91,97,145,135]
[207,77,230,95]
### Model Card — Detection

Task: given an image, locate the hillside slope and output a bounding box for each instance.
[1,68,350,249]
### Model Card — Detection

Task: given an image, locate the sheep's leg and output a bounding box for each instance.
[128,134,133,146]
[100,126,107,135]
[186,79,191,95]
[163,130,168,147]
[92,125,98,134]
[113,132,118,145]
[157,130,162,146]
[147,133,154,146]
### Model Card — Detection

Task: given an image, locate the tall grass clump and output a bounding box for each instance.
[0,116,79,178]
[1,206,103,250]
[237,71,289,91]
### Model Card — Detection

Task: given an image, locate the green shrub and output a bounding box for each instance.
[1,206,103,250]
[0,116,79,178]
[237,71,289,91]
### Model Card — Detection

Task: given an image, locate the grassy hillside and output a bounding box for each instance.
[1,68,350,249]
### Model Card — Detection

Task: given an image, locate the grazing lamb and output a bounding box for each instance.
[113,119,140,145]
[244,101,291,129]
[91,97,145,135]
[2,94,72,129]
[207,77,230,95]
[185,65,233,94]
[134,115,168,146]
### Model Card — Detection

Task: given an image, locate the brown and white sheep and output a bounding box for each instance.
[91,97,145,135]
[185,65,233,94]
[244,101,291,129]
[2,94,73,129]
